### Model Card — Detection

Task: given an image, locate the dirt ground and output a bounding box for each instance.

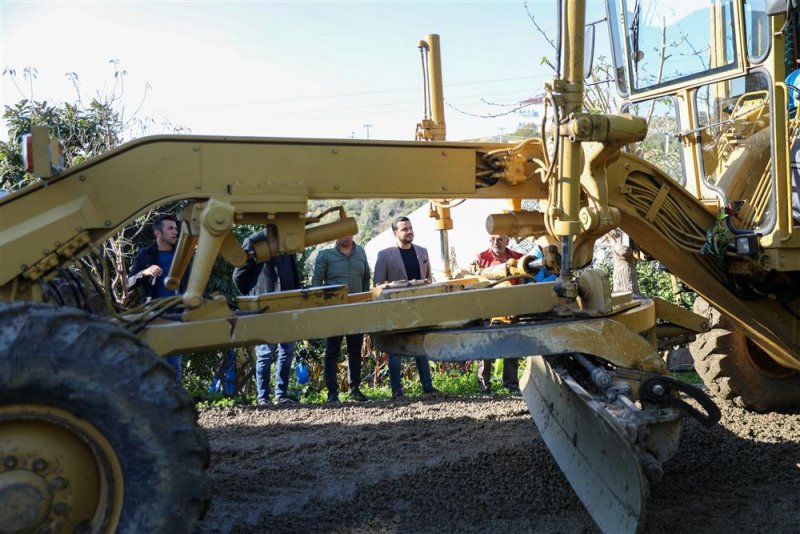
[197,395,800,534]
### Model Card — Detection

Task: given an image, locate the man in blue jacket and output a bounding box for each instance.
[128,213,187,380]
[233,229,301,406]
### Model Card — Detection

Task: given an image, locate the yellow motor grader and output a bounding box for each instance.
[1,1,798,533]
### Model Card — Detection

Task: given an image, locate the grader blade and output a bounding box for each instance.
[521,356,647,534]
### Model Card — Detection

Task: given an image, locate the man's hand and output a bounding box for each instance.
[128,264,163,289]
[141,264,163,278]
[243,229,269,261]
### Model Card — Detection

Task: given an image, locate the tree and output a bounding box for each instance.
[0,62,182,305]
[1,62,142,190]
[609,229,640,294]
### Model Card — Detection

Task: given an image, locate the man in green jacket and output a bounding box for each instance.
[312,235,371,403]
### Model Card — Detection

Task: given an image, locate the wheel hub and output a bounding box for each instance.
[0,468,54,532]
[744,336,799,380]
[0,405,124,533]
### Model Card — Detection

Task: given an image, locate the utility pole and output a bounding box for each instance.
[363,123,373,140]
[498,127,506,142]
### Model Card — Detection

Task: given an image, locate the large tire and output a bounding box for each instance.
[691,296,732,331]
[689,327,800,412]
[0,301,209,533]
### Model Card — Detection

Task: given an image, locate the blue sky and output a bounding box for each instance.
[1,1,608,143]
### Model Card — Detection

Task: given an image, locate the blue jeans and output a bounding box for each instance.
[165,355,182,382]
[256,343,295,402]
[388,354,434,395]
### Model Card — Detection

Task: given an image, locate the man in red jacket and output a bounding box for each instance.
[474,235,523,396]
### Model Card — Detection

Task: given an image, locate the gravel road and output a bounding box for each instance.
[197,395,799,533]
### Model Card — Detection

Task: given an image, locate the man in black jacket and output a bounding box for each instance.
[233,229,301,406]
[128,213,188,380]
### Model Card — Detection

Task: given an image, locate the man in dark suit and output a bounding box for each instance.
[374,216,438,399]
[233,229,301,406]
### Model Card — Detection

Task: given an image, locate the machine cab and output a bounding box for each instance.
[605,0,798,257]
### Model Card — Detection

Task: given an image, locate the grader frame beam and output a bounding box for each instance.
[0,136,545,298]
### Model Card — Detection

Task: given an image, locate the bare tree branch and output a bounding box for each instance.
[523,1,557,51]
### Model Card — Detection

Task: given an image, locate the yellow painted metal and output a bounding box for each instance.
[237,285,348,312]
[373,309,666,373]
[0,405,123,533]
[0,138,549,296]
[372,278,477,299]
[415,34,446,142]
[426,34,446,141]
[521,356,647,534]
[173,207,358,305]
[427,34,447,141]
[574,269,613,314]
[653,297,709,334]
[181,295,236,321]
[164,213,199,291]
[5,7,800,534]
[553,0,586,241]
[139,270,667,375]
[1,0,799,399]
[607,298,658,341]
[613,0,797,274]
[139,280,561,355]
[430,202,454,279]
[773,80,792,243]
[417,34,455,278]
[607,152,800,372]
[486,210,546,237]
[218,233,249,268]
[183,198,235,307]
[306,216,359,248]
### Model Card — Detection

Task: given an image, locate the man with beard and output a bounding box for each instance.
[373,217,439,399]
[128,213,187,380]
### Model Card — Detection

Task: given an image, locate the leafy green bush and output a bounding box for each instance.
[636,261,696,309]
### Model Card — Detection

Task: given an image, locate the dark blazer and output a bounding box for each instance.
[373,244,430,284]
[232,231,301,295]
[128,243,189,300]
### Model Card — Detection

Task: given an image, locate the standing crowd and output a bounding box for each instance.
[128,213,555,405]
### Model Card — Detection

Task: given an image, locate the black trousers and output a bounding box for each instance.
[477,358,520,392]
[324,334,364,396]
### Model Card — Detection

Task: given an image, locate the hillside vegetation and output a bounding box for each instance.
[309,199,427,246]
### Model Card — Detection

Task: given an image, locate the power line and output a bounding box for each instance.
[149,74,549,113]
[174,86,543,123]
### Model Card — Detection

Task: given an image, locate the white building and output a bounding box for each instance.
[364,199,519,281]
